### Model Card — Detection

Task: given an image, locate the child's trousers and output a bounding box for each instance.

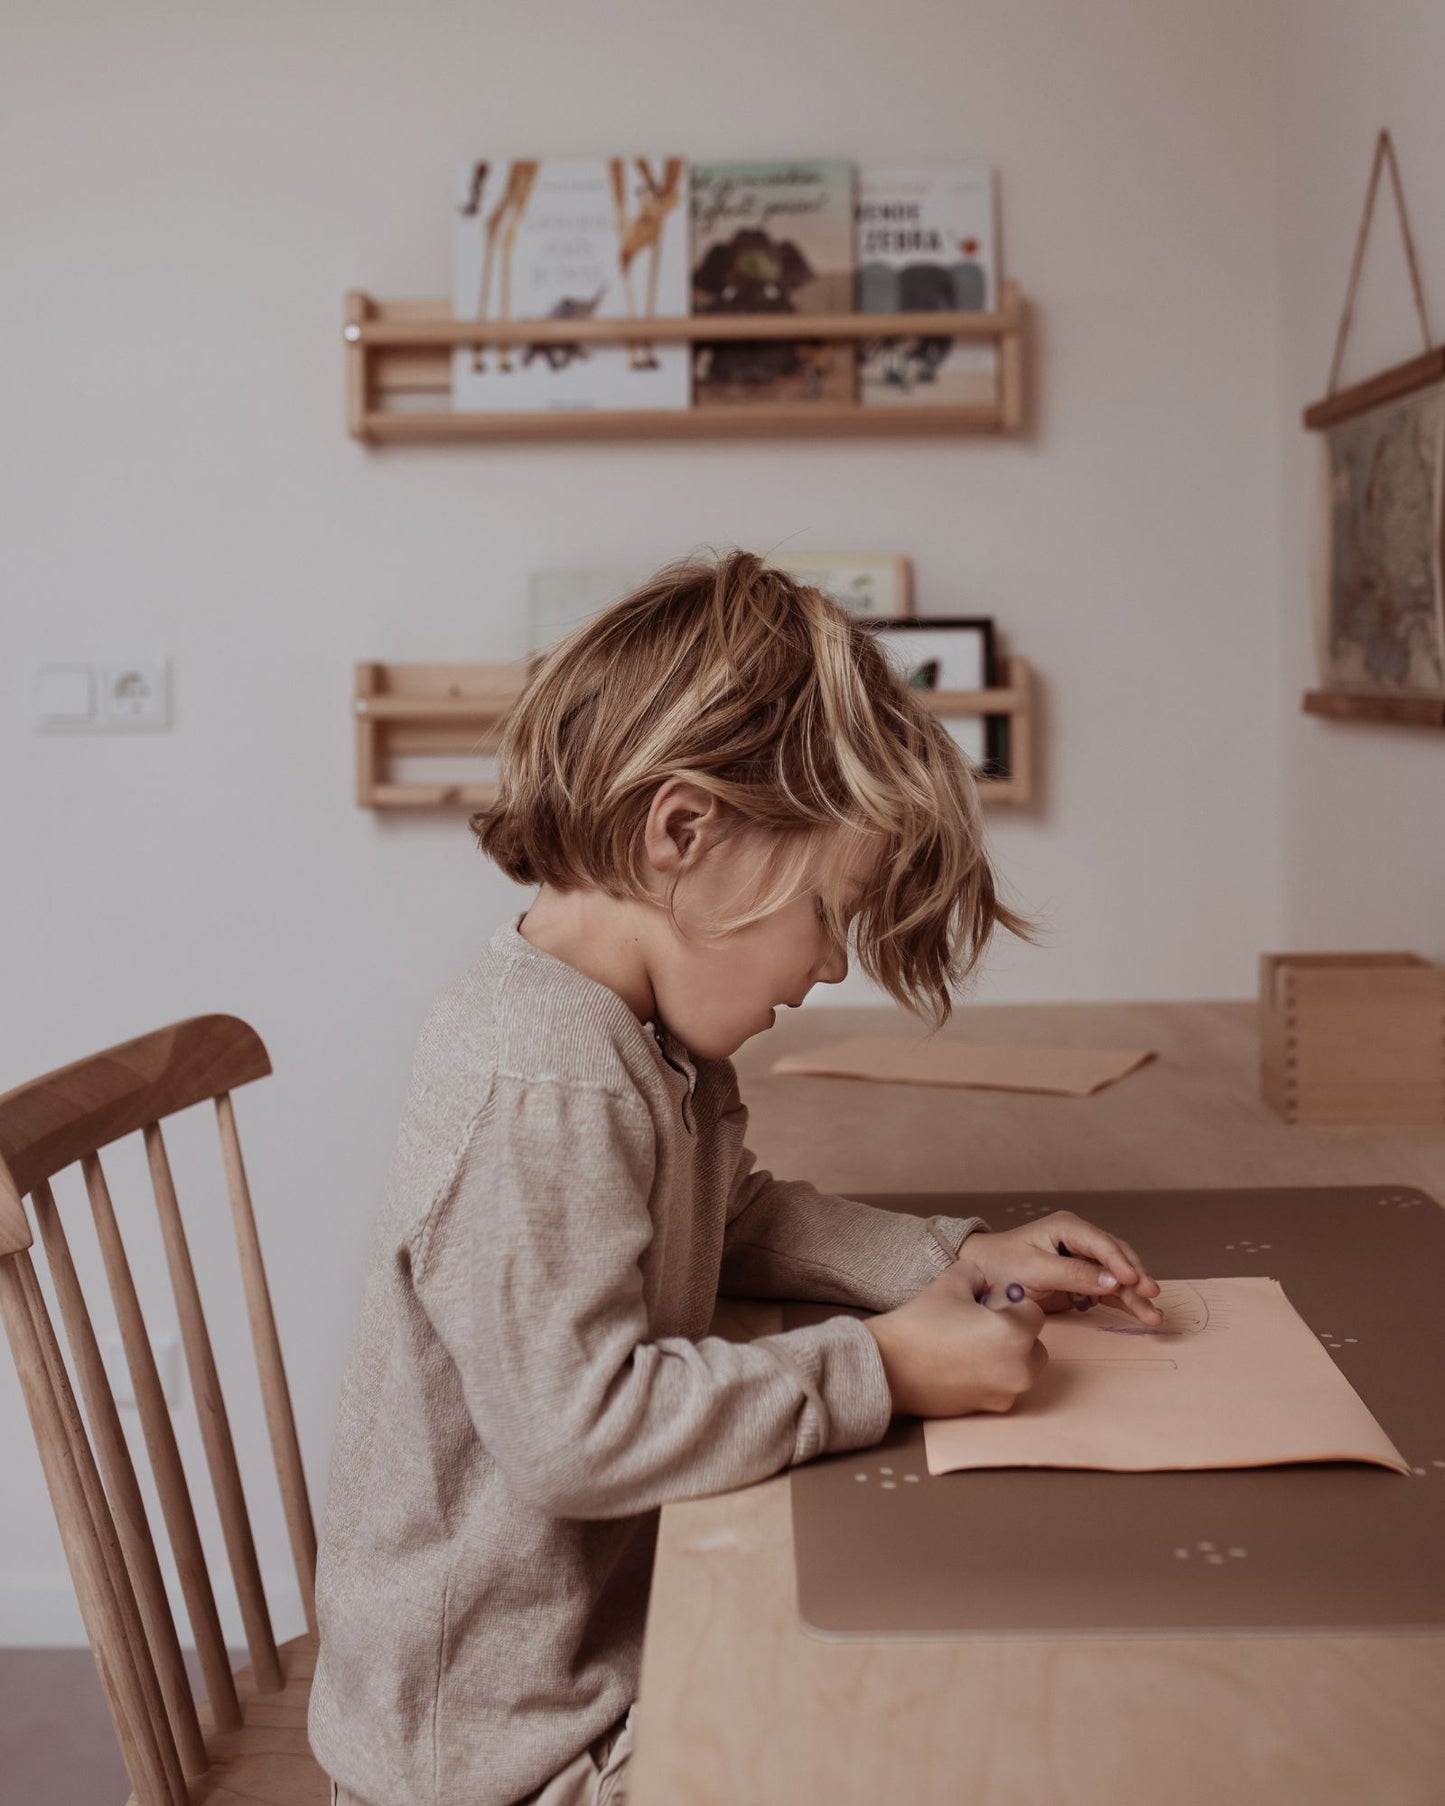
[329,1699,637,1806]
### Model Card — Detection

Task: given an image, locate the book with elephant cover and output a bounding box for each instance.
[451,158,690,412]
[689,159,856,406]
[856,164,999,406]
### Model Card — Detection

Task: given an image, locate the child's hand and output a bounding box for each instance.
[961,1212,1164,1328]
[864,1255,1048,1418]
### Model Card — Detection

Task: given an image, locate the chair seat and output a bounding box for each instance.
[126,1632,328,1806]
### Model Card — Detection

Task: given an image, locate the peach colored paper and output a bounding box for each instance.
[769,1033,1155,1097]
[924,1277,1409,1477]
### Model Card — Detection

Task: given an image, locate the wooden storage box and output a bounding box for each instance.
[1259,951,1445,1125]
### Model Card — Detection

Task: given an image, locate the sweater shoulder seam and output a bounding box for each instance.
[407,1068,655,1284]
[409,1081,499,1283]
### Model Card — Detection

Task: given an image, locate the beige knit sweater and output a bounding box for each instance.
[307,912,988,1806]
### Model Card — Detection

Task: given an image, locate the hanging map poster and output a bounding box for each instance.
[1321,380,1445,696]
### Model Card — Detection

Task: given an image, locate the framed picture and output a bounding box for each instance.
[762,552,913,619]
[529,557,915,661]
[867,615,1007,776]
[527,568,655,654]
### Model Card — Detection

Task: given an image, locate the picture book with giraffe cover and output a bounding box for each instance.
[689,159,856,407]
[856,165,999,406]
[451,158,690,412]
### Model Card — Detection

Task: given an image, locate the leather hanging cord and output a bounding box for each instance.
[1326,128,1435,397]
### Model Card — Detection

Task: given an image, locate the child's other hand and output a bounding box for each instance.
[961,1212,1164,1328]
[864,1256,1047,1418]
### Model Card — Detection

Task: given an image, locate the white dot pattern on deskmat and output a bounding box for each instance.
[1173,1541,1248,1565]
[852,1463,926,1487]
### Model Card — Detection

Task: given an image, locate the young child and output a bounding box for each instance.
[308,551,1163,1806]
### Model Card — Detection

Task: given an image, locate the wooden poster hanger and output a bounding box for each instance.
[1303,128,1442,431]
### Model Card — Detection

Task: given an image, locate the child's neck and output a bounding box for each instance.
[517,888,658,1030]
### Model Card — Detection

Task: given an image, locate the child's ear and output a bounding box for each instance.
[643,779,716,873]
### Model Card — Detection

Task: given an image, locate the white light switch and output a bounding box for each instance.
[100,1329,185,1409]
[33,663,95,727]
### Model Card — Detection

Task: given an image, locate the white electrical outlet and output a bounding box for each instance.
[31,658,172,732]
[100,1329,184,1409]
[99,660,170,730]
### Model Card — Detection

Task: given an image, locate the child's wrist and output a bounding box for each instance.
[862,1313,902,1408]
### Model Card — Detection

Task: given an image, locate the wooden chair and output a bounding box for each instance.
[0,1014,328,1805]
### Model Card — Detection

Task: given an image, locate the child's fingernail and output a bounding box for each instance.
[1098,1271,1117,1288]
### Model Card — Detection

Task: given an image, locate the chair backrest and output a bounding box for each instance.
[0,1014,316,1806]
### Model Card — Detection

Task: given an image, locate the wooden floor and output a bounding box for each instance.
[0,1638,323,1806]
[0,1648,130,1805]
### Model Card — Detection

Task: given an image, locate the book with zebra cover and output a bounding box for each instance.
[451,158,689,412]
[689,159,856,406]
[856,165,999,406]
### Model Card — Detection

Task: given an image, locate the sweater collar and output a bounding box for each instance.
[490,912,698,1096]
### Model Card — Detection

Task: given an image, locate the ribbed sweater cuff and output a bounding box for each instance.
[922,1213,992,1273]
[756,1314,894,1462]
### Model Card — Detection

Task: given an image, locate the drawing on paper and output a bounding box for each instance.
[1088,1280,1213,1337]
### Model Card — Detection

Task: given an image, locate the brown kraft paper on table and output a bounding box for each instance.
[769,1033,1156,1097]
[923,1275,1407,1477]
[782,1185,1445,1637]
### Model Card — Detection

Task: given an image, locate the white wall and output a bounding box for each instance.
[1275,0,1445,952]
[2,0,1288,1641]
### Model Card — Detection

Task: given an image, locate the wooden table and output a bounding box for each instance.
[628,1000,1445,1806]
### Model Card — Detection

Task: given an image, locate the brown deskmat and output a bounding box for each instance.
[784,1185,1445,1639]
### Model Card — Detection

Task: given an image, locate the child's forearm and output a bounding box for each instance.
[466,1312,894,1518]
[720,1166,990,1309]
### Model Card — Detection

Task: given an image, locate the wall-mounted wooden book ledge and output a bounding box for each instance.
[342,280,1026,444]
[355,656,1034,810]
[1301,688,1445,727]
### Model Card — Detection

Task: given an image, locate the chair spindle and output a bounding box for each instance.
[217,1090,319,1633]
[81,1148,242,1730]
[144,1118,283,1692]
[31,1178,210,1777]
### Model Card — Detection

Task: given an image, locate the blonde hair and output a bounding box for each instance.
[471,549,1045,1029]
